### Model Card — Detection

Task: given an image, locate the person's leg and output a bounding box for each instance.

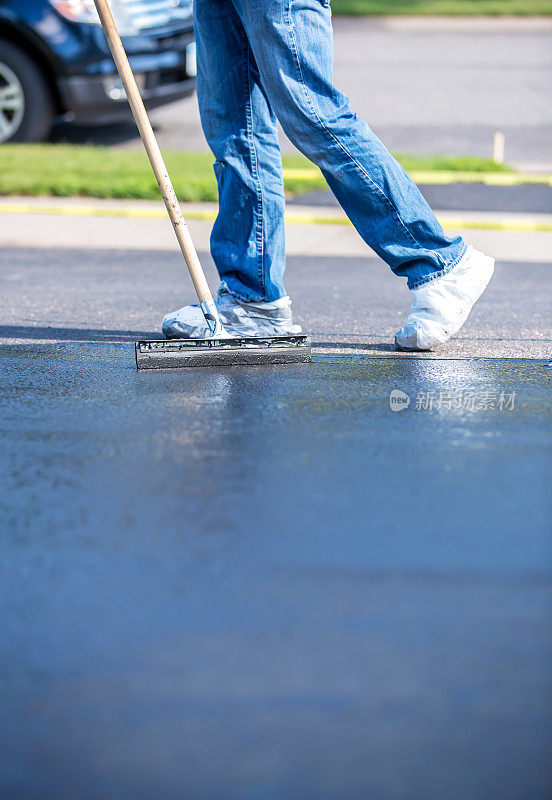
[162,0,305,337]
[231,0,466,290]
[194,0,286,302]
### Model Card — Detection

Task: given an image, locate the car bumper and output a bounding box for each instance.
[57,39,196,124]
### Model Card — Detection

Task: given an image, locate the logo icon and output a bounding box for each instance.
[389,389,411,412]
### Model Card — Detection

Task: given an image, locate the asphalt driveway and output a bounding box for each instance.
[0,234,551,798]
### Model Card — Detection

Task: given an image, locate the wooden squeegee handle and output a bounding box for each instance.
[92,0,219,327]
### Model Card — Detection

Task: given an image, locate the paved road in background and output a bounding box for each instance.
[52,17,552,170]
[291,182,552,213]
[0,196,550,357]
[0,242,551,358]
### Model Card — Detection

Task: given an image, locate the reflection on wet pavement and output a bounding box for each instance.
[1,345,551,800]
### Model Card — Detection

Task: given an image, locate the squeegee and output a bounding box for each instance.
[92,0,310,369]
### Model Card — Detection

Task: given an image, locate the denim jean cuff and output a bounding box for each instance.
[408,242,468,291]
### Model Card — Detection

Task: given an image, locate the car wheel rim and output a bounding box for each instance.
[0,62,25,143]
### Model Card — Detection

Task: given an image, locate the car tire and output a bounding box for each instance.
[0,39,54,143]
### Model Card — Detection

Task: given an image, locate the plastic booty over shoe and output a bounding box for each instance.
[395,246,495,351]
[162,283,302,339]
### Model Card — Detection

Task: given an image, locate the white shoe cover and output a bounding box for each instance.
[162,283,302,339]
[395,246,495,351]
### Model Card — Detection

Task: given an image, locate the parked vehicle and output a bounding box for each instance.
[0,0,196,143]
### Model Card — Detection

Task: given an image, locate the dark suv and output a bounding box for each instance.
[0,0,195,143]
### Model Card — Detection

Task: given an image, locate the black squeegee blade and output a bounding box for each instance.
[135,335,311,370]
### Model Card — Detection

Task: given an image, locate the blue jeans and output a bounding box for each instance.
[195,0,466,301]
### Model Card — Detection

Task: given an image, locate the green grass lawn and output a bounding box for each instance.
[330,0,552,15]
[0,144,516,203]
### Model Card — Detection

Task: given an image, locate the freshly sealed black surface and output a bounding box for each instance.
[1,344,550,800]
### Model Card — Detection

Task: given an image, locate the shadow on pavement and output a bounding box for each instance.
[0,325,161,342]
[311,339,396,352]
[1,327,395,353]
